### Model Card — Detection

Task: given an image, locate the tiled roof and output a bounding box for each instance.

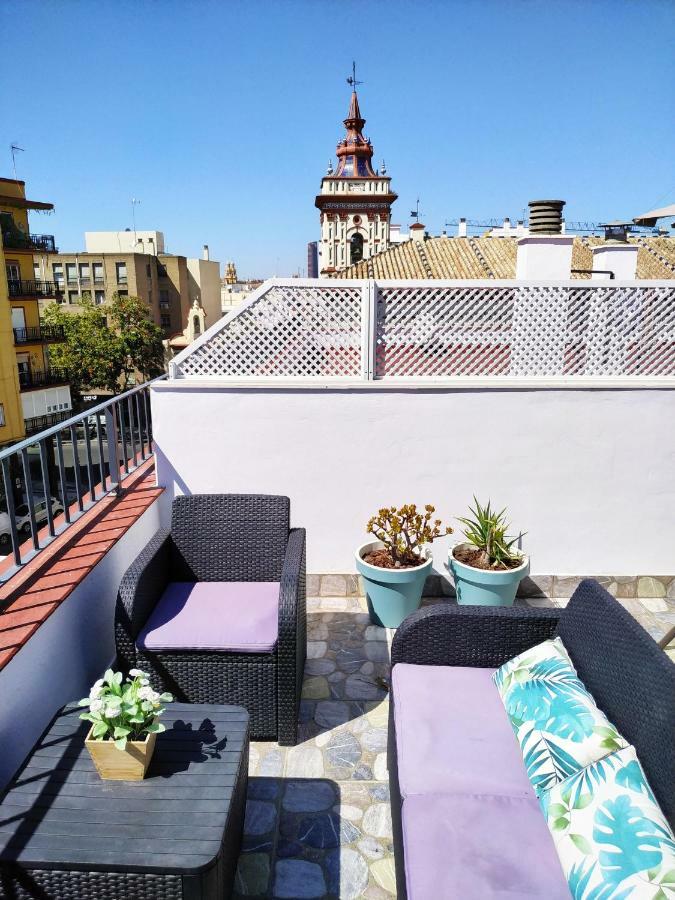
[333,236,675,279]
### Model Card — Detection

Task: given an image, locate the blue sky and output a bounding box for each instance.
[4,0,674,277]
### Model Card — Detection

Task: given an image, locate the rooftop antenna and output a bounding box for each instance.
[410,197,421,221]
[131,198,141,245]
[10,144,24,181]
[346,61,363,91]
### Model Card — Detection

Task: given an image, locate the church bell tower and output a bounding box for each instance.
[315,67,397,275]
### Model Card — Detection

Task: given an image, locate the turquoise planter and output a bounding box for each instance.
[355,541,432,628]
[449,542,529,606]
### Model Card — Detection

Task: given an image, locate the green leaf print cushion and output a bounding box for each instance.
[540,746,675,899]
[493,637,628,796]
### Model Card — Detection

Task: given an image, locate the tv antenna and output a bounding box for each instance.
[346,61,362,90]
[410,197,421,220]
[131,198,141,244]
[10,144,24,181]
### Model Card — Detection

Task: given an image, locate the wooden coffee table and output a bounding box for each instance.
[0,702,249,899]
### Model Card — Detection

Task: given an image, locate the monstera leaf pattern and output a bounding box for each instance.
[493,637,627,795]
[541,747,675,899]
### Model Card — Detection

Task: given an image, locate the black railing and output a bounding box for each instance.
[1,233,57,253]
[13,324,66,344]
[0,381,157,582]
[7,279,61,299]
[19,368,70,390]
[24,411,72,436]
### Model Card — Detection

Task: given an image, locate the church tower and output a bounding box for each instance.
[315,81,397,275]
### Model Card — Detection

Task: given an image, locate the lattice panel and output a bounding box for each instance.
[375,285,675,377]
[175,283,364,378]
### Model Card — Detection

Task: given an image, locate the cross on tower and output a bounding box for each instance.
[346,61,362,90]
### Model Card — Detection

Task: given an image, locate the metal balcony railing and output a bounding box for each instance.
[18,368,70,390]
[7,279,61,299]
[23,411,72,436]
[13,324,66,344]
[0,381,159,584]
[1,232,57,253]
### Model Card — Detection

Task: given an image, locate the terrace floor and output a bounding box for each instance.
[233,589,675,899]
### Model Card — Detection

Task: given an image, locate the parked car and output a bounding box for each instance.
[0,511,10,547]
[15,497,65,535]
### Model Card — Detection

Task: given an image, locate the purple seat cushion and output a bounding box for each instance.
[402,793,569,899]
[392,663,535,800]
[137,582,280,652]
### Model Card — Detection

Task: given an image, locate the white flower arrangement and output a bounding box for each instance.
[79,669,173,750]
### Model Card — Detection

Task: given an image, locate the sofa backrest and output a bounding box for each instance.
[557,579,675,827]
[170,494,290,582]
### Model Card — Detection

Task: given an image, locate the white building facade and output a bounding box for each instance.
[315,91,397,275]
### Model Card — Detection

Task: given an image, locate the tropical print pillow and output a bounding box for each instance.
[541,746,675,899]
[493,637,627,796]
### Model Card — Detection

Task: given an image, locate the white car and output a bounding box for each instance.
[0,511,10,548]
[15,497,65,536]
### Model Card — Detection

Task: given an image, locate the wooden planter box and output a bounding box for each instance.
[85,727,156,781]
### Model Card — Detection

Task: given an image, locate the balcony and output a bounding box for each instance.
[23,410,72,435]
[18,367,70,391]
[0,280,674,897]
[0,232,57,253]
[7,279,62,299]
[13,323,66,344]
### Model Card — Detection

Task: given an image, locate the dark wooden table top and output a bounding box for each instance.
[0,702,249,876]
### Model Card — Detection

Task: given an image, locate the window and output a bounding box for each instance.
[160,313,171,328]
[0,403,5,427]
[68,290,79,304]
[33,263,40,280]
[350,232,364,264]
[79,263,90,283]
[117,289,128,297]
[66,263,77,284]
[115,262,127,284]
[6,262,20,283]
[193,315,201,337]
[52,263,64,286]
[93,262,104,283]
[94,290,105,305]
[146,263,151,278]
[157,263,167,278]
[159,289,170,309]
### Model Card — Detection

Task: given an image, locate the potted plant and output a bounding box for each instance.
[356,504,452,627]
[449,498,529,606]
[79,669,172,781]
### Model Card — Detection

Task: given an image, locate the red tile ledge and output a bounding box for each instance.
[0,458,163,672]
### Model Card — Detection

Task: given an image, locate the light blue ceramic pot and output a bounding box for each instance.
[449,542,529,606]
[356,541,432,628]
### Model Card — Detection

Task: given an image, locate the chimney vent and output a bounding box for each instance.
[203,244,210,260]
[528,200,565,235]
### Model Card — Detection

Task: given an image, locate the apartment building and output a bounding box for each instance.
[0,178,71,443]
[34,233,222,337]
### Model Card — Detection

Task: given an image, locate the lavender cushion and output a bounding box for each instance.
[402,793,569,899]
[137,581,280,652]
[392,663,535,800]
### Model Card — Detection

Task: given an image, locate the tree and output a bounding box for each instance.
[42,293,166,400]
[108,293,165,389]
[43,298,124,400]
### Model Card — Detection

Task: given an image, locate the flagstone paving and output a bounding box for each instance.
[233,591,675,899]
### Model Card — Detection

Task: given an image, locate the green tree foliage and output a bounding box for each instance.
[109,293,166,389]
[42,293,166,399]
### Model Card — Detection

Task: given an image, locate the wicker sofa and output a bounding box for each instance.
[388,580,675,899]
[115,494,306,745]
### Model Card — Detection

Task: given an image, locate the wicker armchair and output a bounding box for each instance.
[115,494,306,745]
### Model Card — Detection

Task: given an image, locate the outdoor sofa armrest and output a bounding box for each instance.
[115,528,173,672]
[391,603,560,669]
[277,528,307,745]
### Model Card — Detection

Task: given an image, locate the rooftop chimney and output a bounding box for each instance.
[592,223,637,280]
[457,217,467,238]
[528,200,565,235]
[516,199,573,279]
[203,244,210,261]
[410,222,426,242]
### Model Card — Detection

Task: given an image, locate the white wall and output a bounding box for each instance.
[0,498,161,789]
[84,231,165,254]
[151,384,675,576]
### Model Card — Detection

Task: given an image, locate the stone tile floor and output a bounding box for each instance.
[233,591,675,899]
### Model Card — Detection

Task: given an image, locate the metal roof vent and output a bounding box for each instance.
[528,200,565,235]
[599,221,631,243]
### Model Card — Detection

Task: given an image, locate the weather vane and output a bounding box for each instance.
[346,61,362,90]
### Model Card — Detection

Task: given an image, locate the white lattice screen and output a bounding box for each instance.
[171,280,675,380]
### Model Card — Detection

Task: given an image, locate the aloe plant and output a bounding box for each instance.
[457,497,523,568]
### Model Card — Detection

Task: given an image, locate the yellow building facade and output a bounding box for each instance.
[0,240,25,447]
[0,177,71,445]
